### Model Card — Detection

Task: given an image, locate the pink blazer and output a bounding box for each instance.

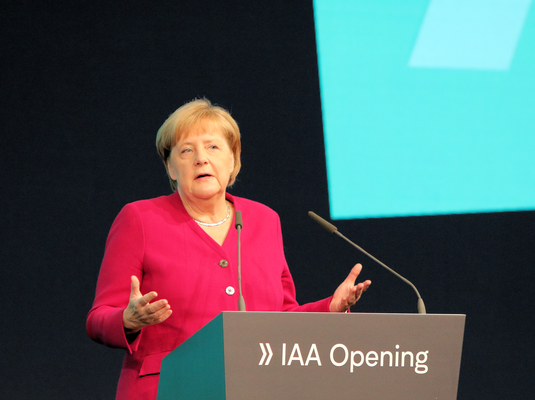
[87,192,331,399]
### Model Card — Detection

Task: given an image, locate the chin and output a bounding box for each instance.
[191,187,223,199]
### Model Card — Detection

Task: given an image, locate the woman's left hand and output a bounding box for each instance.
[329,263,371,313]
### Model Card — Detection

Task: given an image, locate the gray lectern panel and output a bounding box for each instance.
[159,312,465,400]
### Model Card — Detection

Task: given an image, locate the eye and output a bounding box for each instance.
[181,148,193,154]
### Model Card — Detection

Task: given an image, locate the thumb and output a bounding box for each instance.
[345,263,363,285]
[130,275,142,299]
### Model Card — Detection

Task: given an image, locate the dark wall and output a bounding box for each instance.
[2,1,533,399]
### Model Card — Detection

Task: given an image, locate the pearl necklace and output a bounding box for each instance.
[194,202,231,227]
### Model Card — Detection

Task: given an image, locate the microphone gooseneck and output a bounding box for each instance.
[308,211,426,314]
[235,211,246,311]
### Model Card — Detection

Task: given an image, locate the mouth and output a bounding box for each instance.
[195,173,213,180]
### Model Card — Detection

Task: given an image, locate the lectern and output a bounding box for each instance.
[157,312,465,400]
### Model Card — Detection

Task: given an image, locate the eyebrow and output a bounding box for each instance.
[179,136,224,146]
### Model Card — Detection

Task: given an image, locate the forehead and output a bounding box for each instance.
[176,119,227,144]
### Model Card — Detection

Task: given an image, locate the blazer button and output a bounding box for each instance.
[225,286,235,295]
[219,259,229,268]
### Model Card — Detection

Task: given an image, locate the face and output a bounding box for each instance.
[167,122,235,202]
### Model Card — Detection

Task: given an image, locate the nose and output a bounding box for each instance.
[194,148,209,165]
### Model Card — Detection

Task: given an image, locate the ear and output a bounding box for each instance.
[167,160,177,181]
[229,153,235,174]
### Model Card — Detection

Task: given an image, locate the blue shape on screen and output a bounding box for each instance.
[313,0,535,219]
[409,0,532,70]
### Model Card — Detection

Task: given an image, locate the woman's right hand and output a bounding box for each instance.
[122,275,172,334]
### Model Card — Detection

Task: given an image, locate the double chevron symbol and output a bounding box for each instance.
[258,343,273,365]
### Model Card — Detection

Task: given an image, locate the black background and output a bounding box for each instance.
[2,1,534,398]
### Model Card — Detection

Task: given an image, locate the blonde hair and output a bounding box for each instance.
[156,98,242,191]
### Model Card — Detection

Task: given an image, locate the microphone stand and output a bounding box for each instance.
[309,211,426,314]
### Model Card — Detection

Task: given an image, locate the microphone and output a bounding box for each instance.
[235,211,246,311]
[308,211,426,314]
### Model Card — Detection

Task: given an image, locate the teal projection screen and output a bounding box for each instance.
[313,0,535,219]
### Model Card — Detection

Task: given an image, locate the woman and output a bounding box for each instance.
[87,98,371,400]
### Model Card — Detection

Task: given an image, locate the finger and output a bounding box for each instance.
[155,309,173,324]
[348,286,360,304]
[345,264,363,286]
[152,303,172,319]
[355,282,365,294]
[145,299,168,315]
[352,281,372,302]
[130,275,142,298]
[147,299,169,312]
[140,304,172,327]
[354,286,364,302]
[137,291,158,307]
